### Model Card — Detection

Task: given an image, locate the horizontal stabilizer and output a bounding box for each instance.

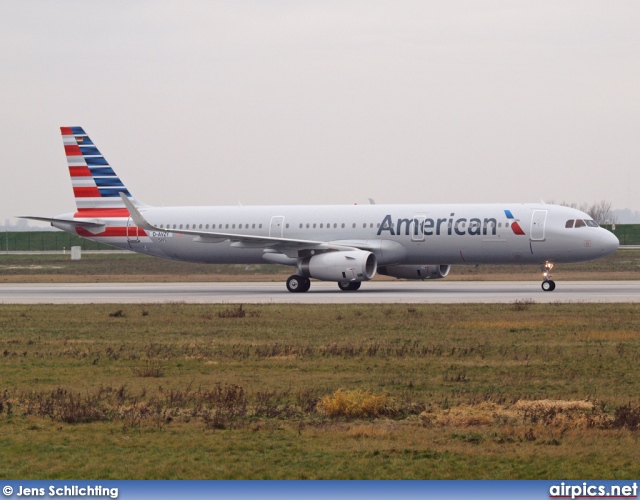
[18,216,106,234]
[18,216,105,228]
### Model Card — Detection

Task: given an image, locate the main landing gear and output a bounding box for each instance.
[541,261,556,292]
[286,275,311,293]
[338,281,361,291]
[285,276,363,293]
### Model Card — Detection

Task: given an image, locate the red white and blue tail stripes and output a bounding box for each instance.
[61,126,135,216]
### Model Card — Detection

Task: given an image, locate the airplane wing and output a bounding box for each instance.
[119,193,363,257]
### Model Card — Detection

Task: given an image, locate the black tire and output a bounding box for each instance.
[541,279,556,292]
[287,275,304,293]
[338,281,361,291]
[300,277,311,292]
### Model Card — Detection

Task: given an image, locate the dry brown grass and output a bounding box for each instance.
[318,389,395,419]
[347,424,391,438]
[420,402,514,427]
[418,399,628,432]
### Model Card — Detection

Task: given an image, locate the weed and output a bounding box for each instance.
[512,299,535,311]
[318,389,395,419]
[347,424,390,438]
[219,305,245,318]
[451,432,483,444]
[611,402,640,430]
[133,361,164,378]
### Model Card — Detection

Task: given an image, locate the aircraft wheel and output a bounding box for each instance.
[287,275,307,293]
[541,279,556,292]
[338,281,361,291]
[300,277,311,292]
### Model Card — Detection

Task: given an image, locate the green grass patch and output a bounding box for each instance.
[1,303,640,479]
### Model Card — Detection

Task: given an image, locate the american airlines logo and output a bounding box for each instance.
[377,210,526,237]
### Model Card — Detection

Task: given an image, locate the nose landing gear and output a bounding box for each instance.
[541,262,555,292]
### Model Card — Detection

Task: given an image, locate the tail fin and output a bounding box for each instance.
[61,126,144,215]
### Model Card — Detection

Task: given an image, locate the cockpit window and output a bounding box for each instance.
[565,220,574,228]
[585,219,599,227]
[575,219,586,228]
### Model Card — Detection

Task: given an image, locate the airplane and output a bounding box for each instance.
[21,126,619,293]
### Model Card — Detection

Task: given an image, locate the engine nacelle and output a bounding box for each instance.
[299,250,377,282]
[377,264,450,280]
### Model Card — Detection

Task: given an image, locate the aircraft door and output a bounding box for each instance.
[530,210,548,241]
[126,217,140,243]
[269,216,285,238]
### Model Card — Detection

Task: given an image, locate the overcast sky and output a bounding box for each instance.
[2,1,639,226]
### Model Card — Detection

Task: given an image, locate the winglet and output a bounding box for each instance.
[119,192,157,232]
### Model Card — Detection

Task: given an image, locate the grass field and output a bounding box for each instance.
[1,303,639,479]
[2,232,114,252]
[1,248,640,282]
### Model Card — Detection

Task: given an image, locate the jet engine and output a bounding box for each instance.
[299,250,377,282]
[377,264,450,280]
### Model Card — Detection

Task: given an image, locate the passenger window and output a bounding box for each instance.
[313,223,316,228]
[179,224,183,229]
[286,223,289,228]
[505,222,509,228]
[334,223,337,228]
[225,224,229,229]
[259,224,262,228]
[299,224,302,228]
[341,223,345,228]
[363,223,366,228]
[352,223,356,228]
[320,223,323,228]
[306,223,309,228]
[575,219,586,228]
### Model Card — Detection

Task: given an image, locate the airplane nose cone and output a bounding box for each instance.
[600,229,619,256]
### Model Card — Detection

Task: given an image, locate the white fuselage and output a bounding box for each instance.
[57,202,619,267]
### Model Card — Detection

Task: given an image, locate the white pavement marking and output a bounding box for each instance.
[0,281,639,304]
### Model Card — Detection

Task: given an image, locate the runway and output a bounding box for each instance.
[1,281,639,304]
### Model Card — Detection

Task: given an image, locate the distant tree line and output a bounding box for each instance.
[553,200,618,225]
